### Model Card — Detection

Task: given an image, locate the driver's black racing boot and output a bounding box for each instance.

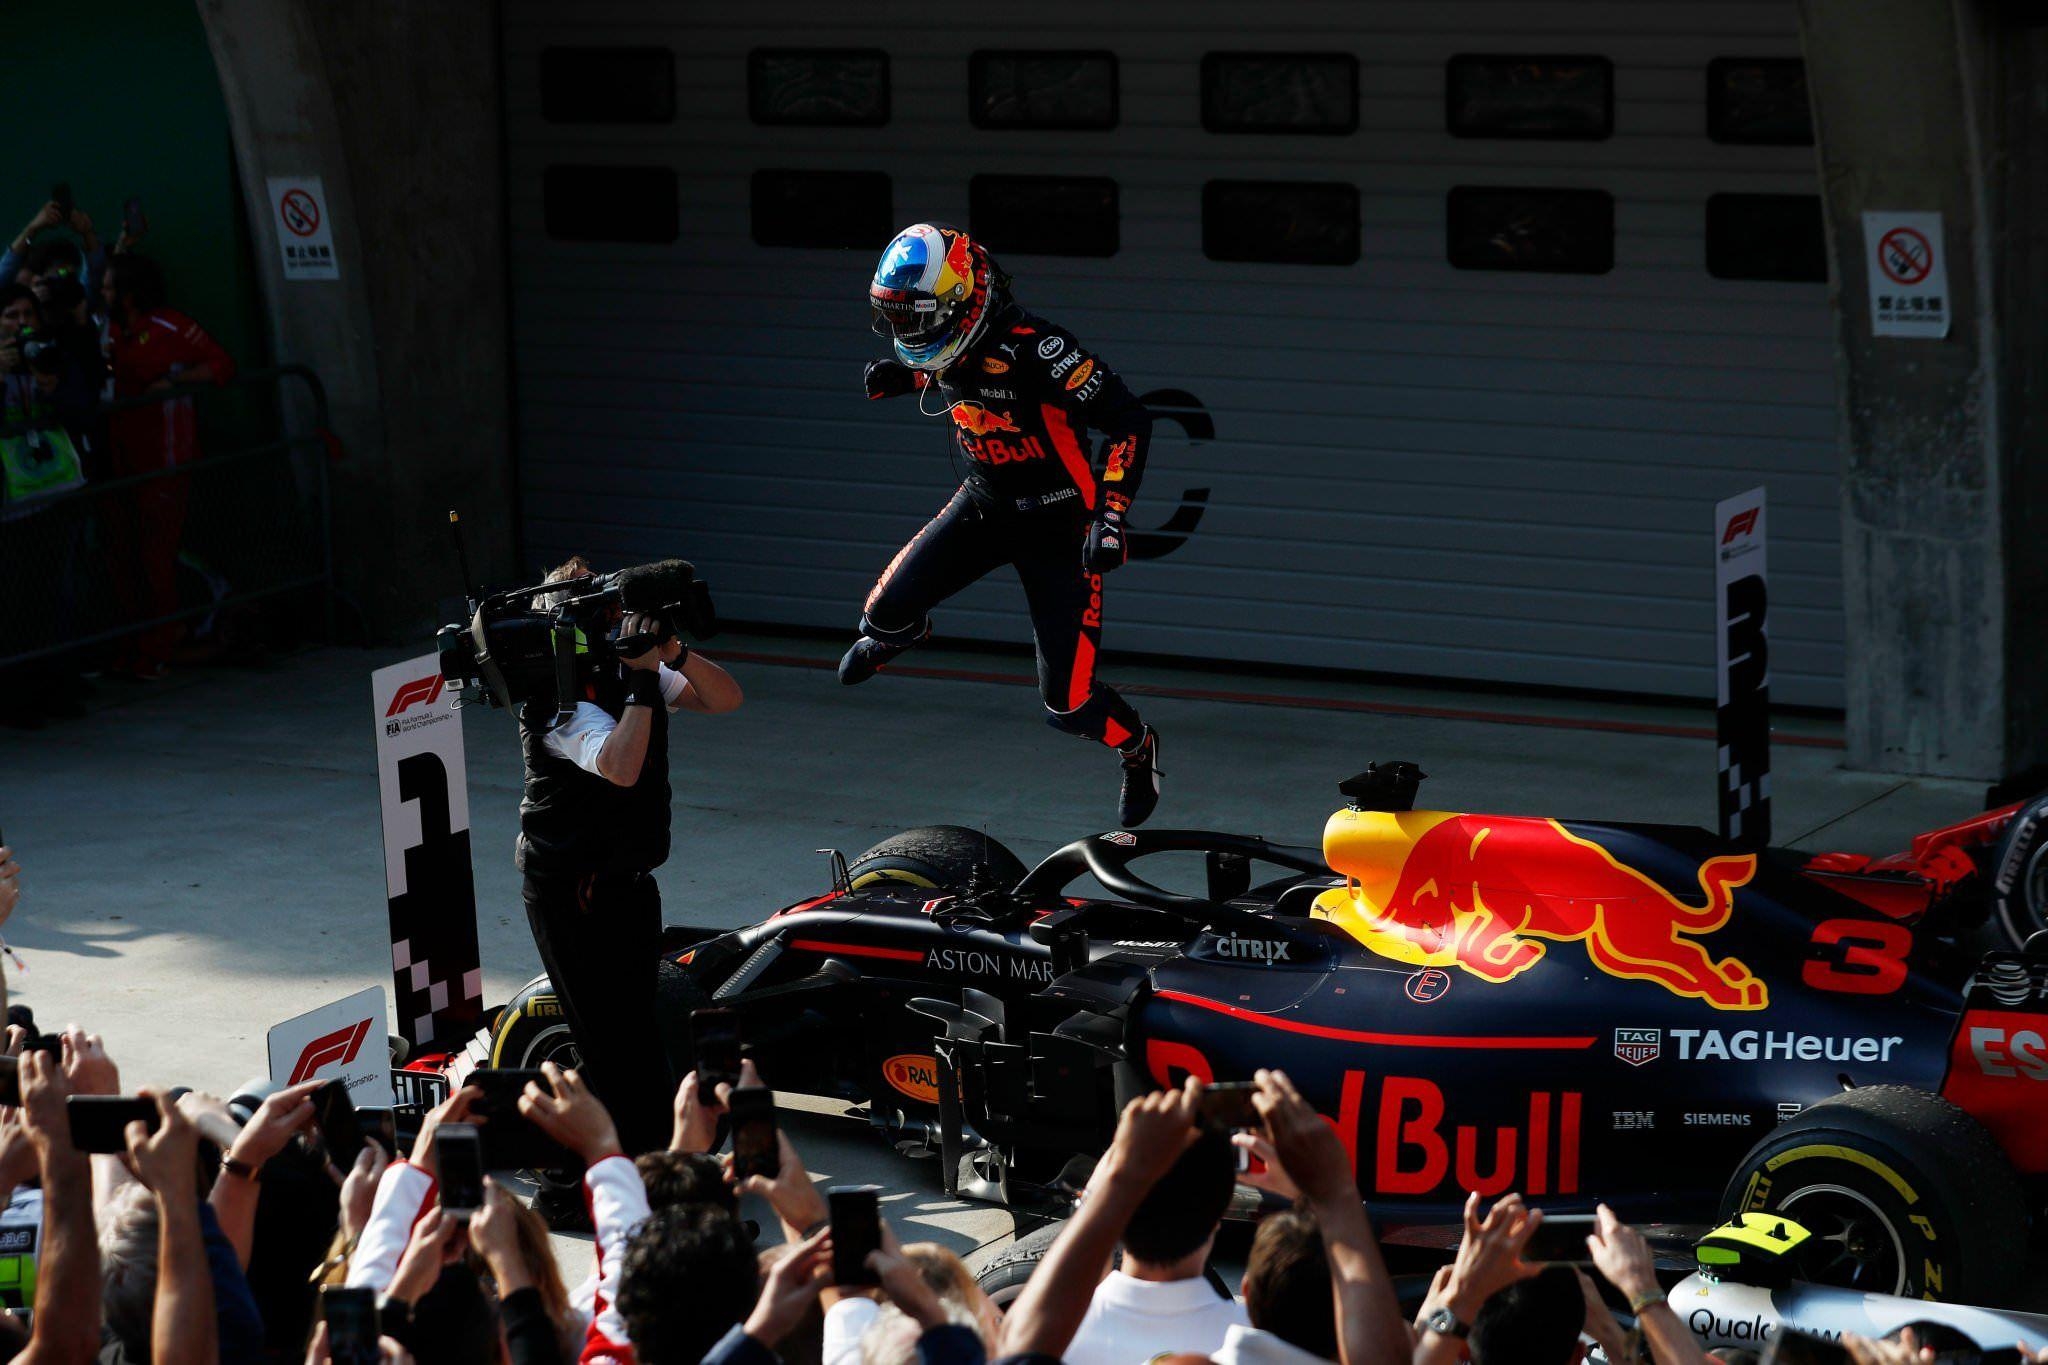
[838,636,910,685]
[838,620,930,685]
[1117,726,1162,828]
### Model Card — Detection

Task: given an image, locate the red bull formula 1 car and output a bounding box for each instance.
[444,762,2048,1305]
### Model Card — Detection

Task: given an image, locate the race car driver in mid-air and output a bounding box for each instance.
[845,222,1162,827]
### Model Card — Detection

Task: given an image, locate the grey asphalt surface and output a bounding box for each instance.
[0,634,1988,1283]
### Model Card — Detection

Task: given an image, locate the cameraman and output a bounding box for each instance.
[518,556,743,1159]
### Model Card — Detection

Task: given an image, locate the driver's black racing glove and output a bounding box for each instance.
[864,358,925,401]
[1083,501,1129,573]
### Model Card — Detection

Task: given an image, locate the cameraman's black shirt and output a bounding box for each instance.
[516,666,671,878]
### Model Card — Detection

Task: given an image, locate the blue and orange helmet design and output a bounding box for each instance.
[870,223,999,371]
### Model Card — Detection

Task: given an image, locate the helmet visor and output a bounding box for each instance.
[869,290,949,342]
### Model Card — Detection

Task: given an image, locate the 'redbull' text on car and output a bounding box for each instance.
[432,761,2048,1306]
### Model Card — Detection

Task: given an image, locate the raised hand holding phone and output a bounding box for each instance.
[828,1185,881,1287]
[516,1061,622,1165]
[434,1123,485,1218]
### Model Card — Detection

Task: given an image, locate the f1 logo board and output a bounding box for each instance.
[373,654,484,1046]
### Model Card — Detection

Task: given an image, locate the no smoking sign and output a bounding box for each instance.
[266,175,339,282]
[279,188,321,238]
[1877,227,1931,285]
[1862,211,1948,339]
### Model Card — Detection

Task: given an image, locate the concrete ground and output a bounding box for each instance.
[0,634,1986,1283]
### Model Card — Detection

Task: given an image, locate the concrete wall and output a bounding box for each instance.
[1800,0,2048,779]
[1987,16,2048,777]
[197,0,518,639]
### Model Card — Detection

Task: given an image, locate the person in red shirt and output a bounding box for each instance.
[98,253,234,678]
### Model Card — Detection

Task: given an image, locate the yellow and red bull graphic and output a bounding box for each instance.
[951,402,1020,437]
[1315,808,1765,1010]
[939,232,976,297]
[951,402,1046,467]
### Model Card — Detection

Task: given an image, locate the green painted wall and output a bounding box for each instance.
[0,0,265,375]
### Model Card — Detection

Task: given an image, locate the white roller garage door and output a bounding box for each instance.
[500,1,1841,705]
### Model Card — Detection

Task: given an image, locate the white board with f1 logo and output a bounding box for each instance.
[267,985,392,1106]
[372,654,484,1047]
[1714,489,1769,848]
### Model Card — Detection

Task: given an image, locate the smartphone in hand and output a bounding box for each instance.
[122,196,147,239]
[1520,1213,1598,1265]
[66,1096,160,1154]
[313,1080,365,1166]
[728,1087,780,1180]
[436,1122,485,1218]
[829,1185,881,1286]
[1195,1081,1260,1132]
[356,1106,400,1159]
[321,1285,380,1365]
[693,1008,741,1092]
[0,1056,18,1108]
[466,1068,575,1171]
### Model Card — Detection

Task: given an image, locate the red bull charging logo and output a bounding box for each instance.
[951,402,1021,437]
[1315,809,1765,1010]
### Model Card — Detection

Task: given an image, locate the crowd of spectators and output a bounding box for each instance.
[0,842,2034,1363]
[1,192,235,686]
[0,924,2028,1365]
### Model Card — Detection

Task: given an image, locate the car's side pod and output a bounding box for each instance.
[909,953,1155,1213]
[1936,946,2048,1182]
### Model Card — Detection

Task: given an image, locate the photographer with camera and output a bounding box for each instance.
[515,555,743,1162]
[2,193,106,300]
[0,284,88,517]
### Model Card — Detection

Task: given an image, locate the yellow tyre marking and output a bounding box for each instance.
[490,994,561,1068]
[850,869,937,890]
[1762,1144,1920,1204]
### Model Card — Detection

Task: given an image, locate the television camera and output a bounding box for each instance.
[437,542,717,731]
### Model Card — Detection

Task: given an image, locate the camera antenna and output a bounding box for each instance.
[448,509,480,609]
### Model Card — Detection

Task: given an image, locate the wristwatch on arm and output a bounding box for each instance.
[1423,1306,1470,1340]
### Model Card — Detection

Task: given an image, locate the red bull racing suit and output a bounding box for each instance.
[863,303,1153,746]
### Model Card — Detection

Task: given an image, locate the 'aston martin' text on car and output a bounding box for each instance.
[438,762,2048,1304]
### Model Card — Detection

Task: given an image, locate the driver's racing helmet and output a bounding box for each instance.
[870,223,1002,372]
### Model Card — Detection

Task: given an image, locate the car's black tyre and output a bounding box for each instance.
[486,959,707,1075]
[975,1220,1234,1308]
[847,825,1028,892]
[975,1220,1067,1308]
[1989,792,2048,948]
[1719,1085,2027,1304]
[486,973,580,1071]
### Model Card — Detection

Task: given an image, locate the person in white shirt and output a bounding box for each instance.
[516,555,743,1165]
[1061,1126,1246,1365]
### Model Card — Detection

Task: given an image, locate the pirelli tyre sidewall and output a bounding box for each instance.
[488,974,580,1071]
[1989,792,2048,948]
[846,825,1029,893]
[1719,1086,2027,1304]
[489,958,707,1076]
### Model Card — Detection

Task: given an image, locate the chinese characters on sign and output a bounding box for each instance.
[267,176,340,281]
[1862,211,1948,338]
